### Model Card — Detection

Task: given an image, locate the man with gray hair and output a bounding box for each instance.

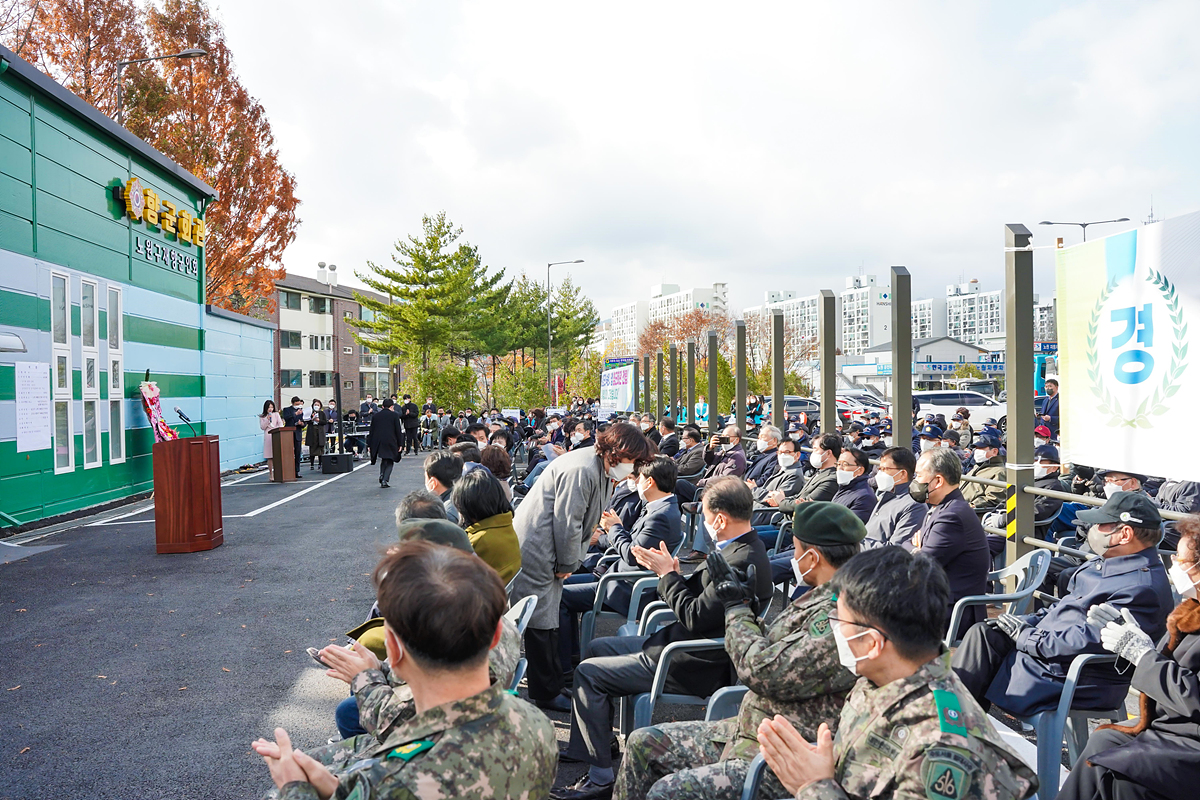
[743,424,782,486]
[394,490,448,524]
[910,447,991,641]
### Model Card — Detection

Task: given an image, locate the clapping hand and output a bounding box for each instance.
[765,490,783,508]
[319,640,379,684]
[251,727,340,800]
[1097,606,1155,665]
[706,551,757,611]
[633,540,679,577]
[757,716,835,796]
[1086,602,1122,630]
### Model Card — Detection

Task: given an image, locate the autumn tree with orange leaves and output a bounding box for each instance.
[2,0,299,312]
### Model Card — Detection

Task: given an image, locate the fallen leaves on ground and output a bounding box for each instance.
[8,685,20,691]
[222,667,231,672]
[19,747,30,754]
[179,687,187,690]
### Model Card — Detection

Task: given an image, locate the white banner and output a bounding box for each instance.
[1057,210,1200,480]
[16,362,52,453]
[599,365,636,413]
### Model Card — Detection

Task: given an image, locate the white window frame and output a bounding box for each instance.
[107,286,125,465]
[80,279,100,469]
[51,271,75,474]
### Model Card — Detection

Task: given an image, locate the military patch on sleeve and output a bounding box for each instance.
[386,740,434,761]
[809,611,832,637]
[932,689,968,737]
[922,748,978,800]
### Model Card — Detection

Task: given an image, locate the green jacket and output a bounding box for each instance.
[466,512,521,585]
[961,455,1006,509]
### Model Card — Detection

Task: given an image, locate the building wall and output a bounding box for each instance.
[200,307,274,471]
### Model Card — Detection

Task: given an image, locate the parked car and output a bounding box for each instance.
[912,389,1007,433]
[762,395,821,426]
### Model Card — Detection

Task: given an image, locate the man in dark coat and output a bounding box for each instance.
[911,447,991,643]
[368,397,404,488]
[399,393,420,455]
[655,416,680,458]
[831,446,876,524]
[673,428,706,478]
[279,395,307,478]
[554,477,772,800]
[743,425,782,485]
[863,446,926,549]
[1040,378,1060,436]
[953,492,1172,719]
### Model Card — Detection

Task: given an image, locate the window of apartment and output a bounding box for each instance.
[280,369,302,388]
[309,334,333,350]
[280,330,302,349]
[281,290,301,310]
[308,370,333,387]
[308,296,332,314]
[107,286,125,464]
[51,272,74,474]
[343,310,357,320]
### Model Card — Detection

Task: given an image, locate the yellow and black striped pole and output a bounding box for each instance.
[1004,223,1036,566]
[1005,484,1018,539]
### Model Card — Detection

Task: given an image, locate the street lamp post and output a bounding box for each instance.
[114,48,208,126]
[546,259,583,406]
[1038,218,1129,242]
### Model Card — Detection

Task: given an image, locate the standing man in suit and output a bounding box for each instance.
[1040,377,1060,436]
[399,393,420,455]
[911,447,991,642]
[559,456,683,673]
[552,477,773,800]
[359,393,378,423]
[279,395,307,479]
[368,397,404,488]
[656,416,680,458]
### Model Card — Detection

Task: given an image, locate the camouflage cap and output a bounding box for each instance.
[792,501,868,547]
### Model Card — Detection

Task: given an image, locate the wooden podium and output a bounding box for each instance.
[270,427,298,482]
[153,435,224,554]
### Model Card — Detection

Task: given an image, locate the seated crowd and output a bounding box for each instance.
[253,402,1200,800]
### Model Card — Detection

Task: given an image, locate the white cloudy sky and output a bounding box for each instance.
[218,0,1200,318]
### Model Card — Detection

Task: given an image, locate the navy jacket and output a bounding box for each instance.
[831,474,876,524]
[864,482,927,549]
[280,405,306,444]
[1041,392,1060,435]
[601,496,682,615]
[985,546,1172,716]
[917,488,991,638]
[743,449,780,485]
[657,432,680,458]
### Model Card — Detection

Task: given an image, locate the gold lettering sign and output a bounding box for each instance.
[119,176,204,250]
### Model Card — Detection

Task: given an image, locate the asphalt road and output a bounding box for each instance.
[0,454,707,799]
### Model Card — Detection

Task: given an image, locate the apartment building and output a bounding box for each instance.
[945,280,1005,345]
[743,291,829,366]
[609,300,648,355]
[839,275,892,356]
[912,296,948,340]
[271,268,394,406]
[647,283,728,326]
[1035,297,1057,343]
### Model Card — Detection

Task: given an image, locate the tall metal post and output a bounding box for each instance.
[735,320,747,433]
[643,355,651,414]
[656,350,664,421]
[687,339,696,425]
[632,359,640,415]
[771,309,785,430]
[707,330,720,437]
[890,267,913,432]
[818,290,838,432]
[1005,224,1036,564]
[669,343,678,419]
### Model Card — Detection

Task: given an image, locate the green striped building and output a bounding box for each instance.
[0,45,275,529]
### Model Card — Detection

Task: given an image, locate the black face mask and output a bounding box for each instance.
[909,480,930,504]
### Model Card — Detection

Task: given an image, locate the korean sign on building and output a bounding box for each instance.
[119,177,205,277]
[1057,211,1198,480]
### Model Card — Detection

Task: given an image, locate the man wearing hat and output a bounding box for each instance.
[615,503,866,800]
[859,425,886,460]
[1032,444,1065,523]
[1034,424,1054,448]
[952,492,1174,718]
[961,433,1006,508]
[915,423,942,457]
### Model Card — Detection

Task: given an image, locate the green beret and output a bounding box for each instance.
[396,518,474,554]
[791,502,868,547]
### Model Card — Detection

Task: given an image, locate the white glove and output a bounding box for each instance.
[1099,608,1155,666]
[1086,602,1122,630]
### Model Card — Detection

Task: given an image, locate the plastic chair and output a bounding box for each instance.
[1002,653,1126,800]
[740,752,769,800]
[579,568,656,650]
[504,568,522,601]
[705,685,748,721]
[508,658,527,692]
[504,594,538,636]
[944,549,1052,647]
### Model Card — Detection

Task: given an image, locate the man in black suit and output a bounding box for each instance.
[399,393,420,454]
[1040,378,1060,436]
[559,456,683,671]
[279,395,307,478]
[673,427,706,478]
[368,397,404,488]
[911,446,991,642]
[655,416,680,458]
[553,476,772,800]
[358,393,378,424]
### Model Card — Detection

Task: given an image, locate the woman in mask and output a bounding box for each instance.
[1061,516,1200,800]
[304,399,328,470]
[259,399,284,480]
[507,421,655,712]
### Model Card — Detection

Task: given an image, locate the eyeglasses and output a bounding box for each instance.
[826,612,890,640]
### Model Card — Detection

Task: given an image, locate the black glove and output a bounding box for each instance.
[706,551,756,611]
[995,613,1030,642]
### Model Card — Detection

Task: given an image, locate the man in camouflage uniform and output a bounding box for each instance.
[616,503,868,800]
[253,540,556,800]
[756,547,1037,800]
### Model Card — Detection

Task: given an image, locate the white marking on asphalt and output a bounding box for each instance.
[224,472,266,485]
[241,462,370,518]
[85,503,156,527]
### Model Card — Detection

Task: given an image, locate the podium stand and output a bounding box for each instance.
[270,427,298,482]
[153,435,224,554]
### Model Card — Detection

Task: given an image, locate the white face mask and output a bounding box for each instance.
[1034,438,1048,447]
[920,439,936,452]
[778,453,796,468]
[1169,562,1198,600]
[876,470,896,492]
[809,449,824,468]
[883,436,893,447]
[867,438,879,448]
[973,449,989,463]
[1103,482,1124,499]
[833,622,873,675]
[706,513,725,542]
[608,461,635,482]
[547,421,560,431]
[1033,464,1053,479]
[789,433,802,441]
[940,441,952,448]
[640,422,651,431]
[1087,524,1116,557]
[836,469,856,486]
[571,432,586,445]
[757,439,770,451]
[636,480,649,502]
[792,548,817,586]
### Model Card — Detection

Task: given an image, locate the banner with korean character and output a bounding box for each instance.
[1056,210,1200,479]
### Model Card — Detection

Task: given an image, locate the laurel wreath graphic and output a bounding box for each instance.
[1086,269,1188,428]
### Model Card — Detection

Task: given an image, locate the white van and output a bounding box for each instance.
[913,389,1007,433]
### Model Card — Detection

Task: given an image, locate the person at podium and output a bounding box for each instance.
[280,396,307,478]
[259,400,284,480]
